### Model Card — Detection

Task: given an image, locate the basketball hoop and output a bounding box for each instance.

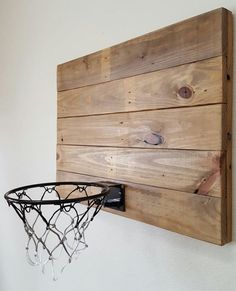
[4,182,110,280]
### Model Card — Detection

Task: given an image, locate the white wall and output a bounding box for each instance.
[0,1,236,290]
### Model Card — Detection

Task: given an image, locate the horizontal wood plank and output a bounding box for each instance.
[58,104,224,151]
[57,145,224,197]
[58,56,223,117]
[57,170,223,245]
[57,8,226,91]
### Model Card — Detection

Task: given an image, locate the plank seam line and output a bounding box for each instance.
[58,102,227,119]
[57,144,226,152]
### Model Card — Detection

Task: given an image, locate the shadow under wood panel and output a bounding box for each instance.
[58,56,223,117]
[58,104,224,151]
[57,171,223,245]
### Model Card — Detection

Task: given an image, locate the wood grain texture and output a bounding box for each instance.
[57,8,225,91]
[57,145,224,198]
[58,104,224,151]
[58,56,223,117]
[57,170,223,245]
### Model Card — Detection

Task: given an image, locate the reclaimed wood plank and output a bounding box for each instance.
[57,145,224,197]
[58,57,223,117]
[57,8,226,91]
[57,170,223,245]
[58,104,224,151]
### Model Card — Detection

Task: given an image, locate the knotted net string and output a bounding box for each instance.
[8,184,105,280]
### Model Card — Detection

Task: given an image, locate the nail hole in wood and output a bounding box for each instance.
[227,74,230,80]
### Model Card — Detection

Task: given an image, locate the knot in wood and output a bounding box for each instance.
[144,133,164,145]
[178,86,193,99]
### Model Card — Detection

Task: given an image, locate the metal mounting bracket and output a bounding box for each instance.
[100,182,125,212]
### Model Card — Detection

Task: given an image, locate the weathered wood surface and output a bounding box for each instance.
[57,8,225,91]
[58,104,224,150]
[57,145,224,197]
[57,170,223,245]
[58,57,223,117]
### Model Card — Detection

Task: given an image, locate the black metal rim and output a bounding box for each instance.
[4,181,110,205]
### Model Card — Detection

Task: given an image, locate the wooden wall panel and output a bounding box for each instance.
[58,104,224,150]
[58,56,223,117]
[57,171,223,245]
[56,8,232,245]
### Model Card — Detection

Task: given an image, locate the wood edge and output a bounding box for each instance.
[225,9,233,243]
[220,9,233,244]
[57,64,61,93]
